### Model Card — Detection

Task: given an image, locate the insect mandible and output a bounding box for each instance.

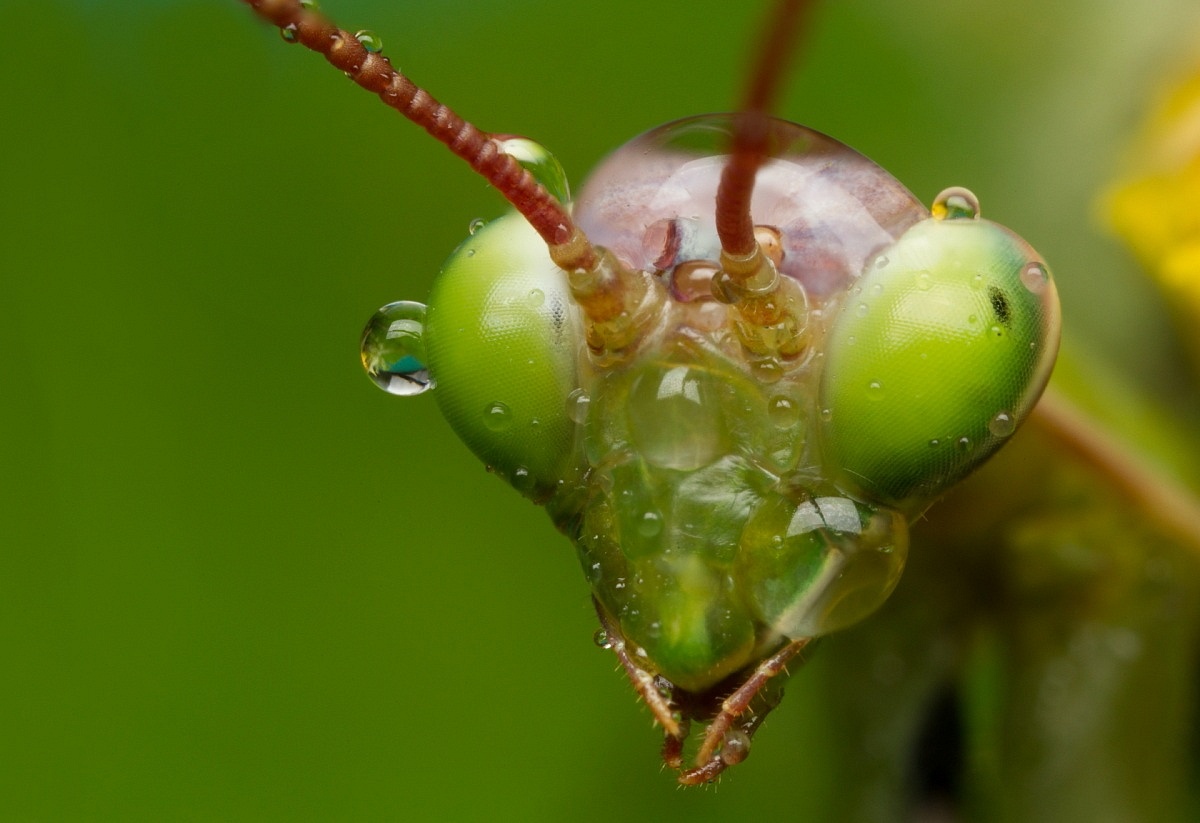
[243,0,1060,784]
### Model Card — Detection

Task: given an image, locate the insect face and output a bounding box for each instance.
[252,0,1060,784]
[366,114,1057,709]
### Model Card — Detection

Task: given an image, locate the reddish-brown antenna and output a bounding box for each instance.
[243,0,662,358]
[242,0,598,271]
[715,0,813,258]
[713,0,815,363]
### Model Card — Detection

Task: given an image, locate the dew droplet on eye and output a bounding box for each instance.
[492,136,572,202]
[354,29,383,52]
[527,288,545,308]
[483,401,513,431]
[819,408,833,423]
[931,186,980,220]
[856,303,869,317]
[915,271,933,290]
[359,300,435,396]
[988,411,1015,437]
[1021,261,1050,294]
[866,380,884,399]
[955,436,972,453]
[467,217,486,235]
[510,466,535,494]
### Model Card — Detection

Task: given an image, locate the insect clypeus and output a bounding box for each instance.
[242,0,1062,784]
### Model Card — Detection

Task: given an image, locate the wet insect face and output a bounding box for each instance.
[248,0,1060,785]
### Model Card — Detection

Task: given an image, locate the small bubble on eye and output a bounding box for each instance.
[360,300,434,396]
[929,438,941,448]
[592,629,612,649]
[483,401,513,431]
[875,255,889,269]
[511,466,535,493]
[989,411,1015,437]
[989,325,1005,339]
[915,271,933,290]
[972,274,984,289]
[931,186,980,220]
[767,395,801,428]
[527,288,545,308]
[955,436,973,452]
[467,218,486,235]
[820,408,833,423]
[856,303,869,317]
[871,283,884,296]
[566,388,591,424]
[866,380,884,399]
[1021,261,1050,294]
[354,30,383,53]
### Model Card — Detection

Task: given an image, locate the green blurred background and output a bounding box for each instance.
[3,0,1198,819]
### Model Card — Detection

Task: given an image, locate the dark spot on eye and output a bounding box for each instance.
[988,286,1011,328]
[548,295,567,344]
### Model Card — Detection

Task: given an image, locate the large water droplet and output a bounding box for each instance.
[931,186,980,221]
[592,628,612,649]
[467,217,486,235]
[280,24,299,43]
[354,29,383,53]
[493,136,572,203]
[627,364,730,471]
[299,0,319,9]
[360,301,434,396]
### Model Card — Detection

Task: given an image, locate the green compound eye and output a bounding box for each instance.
[818,193,1061,506]
[422,212,582,497]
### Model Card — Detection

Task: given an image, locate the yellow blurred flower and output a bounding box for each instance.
[1107,66,1200,325]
